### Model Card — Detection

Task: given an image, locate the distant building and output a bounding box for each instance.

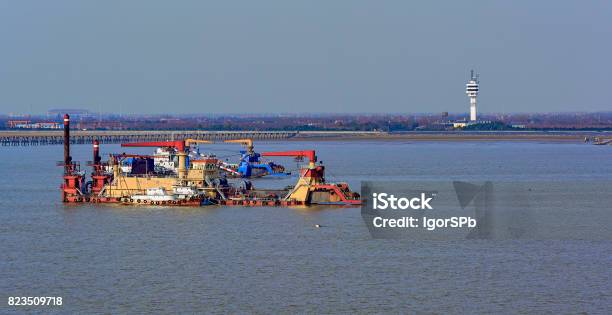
[445,70,483,128]
[451,120,494,129]
[7,120,31,128]
[466,70,480,121]
[7,120,62,129]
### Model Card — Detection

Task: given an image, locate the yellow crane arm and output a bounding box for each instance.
[224,139,254,154]
[185,139,213,145]
[224,139,253,147]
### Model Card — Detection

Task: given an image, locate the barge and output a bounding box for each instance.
[59,114,360,207]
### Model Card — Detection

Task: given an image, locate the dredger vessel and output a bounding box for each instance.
[59,114,361,207]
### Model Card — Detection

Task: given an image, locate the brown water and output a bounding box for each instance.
[1,141,611,313]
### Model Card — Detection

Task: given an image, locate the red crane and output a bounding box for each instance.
[261,150,321,179]
[261,150,316,165]
[121,140,186,151]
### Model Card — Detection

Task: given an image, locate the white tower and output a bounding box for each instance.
[466,70,479,122]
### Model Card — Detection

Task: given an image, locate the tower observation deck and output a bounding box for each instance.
[466,70,480,121]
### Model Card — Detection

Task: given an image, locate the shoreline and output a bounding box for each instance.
[288,133,600,143]
[2,130,609,145]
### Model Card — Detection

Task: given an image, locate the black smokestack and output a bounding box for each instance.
[93,139,101,165]
[63,114,71,168]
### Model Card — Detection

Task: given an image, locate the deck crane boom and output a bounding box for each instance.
[185,139,213,146]
[261,150,317,169]
[122,140,186,151]
[224,139,254,154]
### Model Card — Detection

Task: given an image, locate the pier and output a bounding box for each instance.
[2,130,607,146]
[0,130,299,146]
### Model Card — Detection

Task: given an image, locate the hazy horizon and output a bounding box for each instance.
[1,1,610,114]
[5,110,612,119]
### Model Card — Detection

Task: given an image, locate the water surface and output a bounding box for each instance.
[1,141,611,313]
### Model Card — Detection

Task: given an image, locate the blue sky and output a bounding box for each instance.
[0,1,610,114]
